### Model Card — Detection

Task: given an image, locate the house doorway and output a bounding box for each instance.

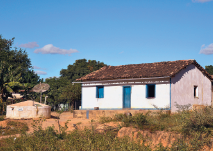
[123,86,131,108]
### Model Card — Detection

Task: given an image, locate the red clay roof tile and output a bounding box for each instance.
[76,60,213,81]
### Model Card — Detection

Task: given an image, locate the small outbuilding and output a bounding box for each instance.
[75,59,213,112]
[6,100,51,119]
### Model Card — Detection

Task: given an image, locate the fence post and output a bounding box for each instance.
[86,110,89,119]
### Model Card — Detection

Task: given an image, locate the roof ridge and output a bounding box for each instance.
[109,59,195,67]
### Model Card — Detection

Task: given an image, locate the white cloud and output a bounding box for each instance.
[34,44,78,55]
[33,66,47,70]
[192,0,212,3]
[19,42,39,48]
[119,51,124,54]
[33,66,41,69]
[34,71,47,75]
[199,43,213,55]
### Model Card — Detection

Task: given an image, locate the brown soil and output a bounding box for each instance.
[0,112,94,139]
[117,127,213,151]
[117,127,181,148]
[0,112,213,151]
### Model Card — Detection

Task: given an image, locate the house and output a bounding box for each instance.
[75,59,213,112]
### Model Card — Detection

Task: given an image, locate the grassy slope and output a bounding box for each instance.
[0,106,213,151]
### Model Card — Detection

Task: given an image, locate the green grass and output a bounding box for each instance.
[0,106,213,151]
[0,126,152,151]
[99,106,213,135]
[99,106,213,150]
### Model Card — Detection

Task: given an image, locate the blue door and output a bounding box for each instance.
[123,86,131,108]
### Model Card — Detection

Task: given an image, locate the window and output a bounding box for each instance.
[146,84,156,98]
[194,86,198,98]
[96,86,104,98]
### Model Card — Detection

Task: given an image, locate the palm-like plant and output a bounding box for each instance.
[0,61,23,114]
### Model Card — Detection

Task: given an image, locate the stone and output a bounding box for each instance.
[124,112,132,117]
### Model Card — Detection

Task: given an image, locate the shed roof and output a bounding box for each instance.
[76,60,213,82]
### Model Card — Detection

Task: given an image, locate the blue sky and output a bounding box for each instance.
[0,0,213,79]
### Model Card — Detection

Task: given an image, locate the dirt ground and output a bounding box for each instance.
[0,111,97,139]
[0,112,213,151]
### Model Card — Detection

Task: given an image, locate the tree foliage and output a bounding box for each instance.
[44,77,69,107]
[0,35,41,114]
[205,65,213,75]
[60,59,106,82]
[45,59,107,110]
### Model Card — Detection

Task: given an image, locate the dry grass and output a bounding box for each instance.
[0,106,213,151]
[0,121,29,136]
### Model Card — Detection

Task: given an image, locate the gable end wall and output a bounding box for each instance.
[171,64,212,112]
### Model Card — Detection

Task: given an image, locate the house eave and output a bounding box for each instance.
[72,76,171,84]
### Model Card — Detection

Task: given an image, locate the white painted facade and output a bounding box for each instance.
[6,100,51,119]
[81,78,171,110]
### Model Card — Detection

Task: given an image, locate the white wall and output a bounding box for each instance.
[131,84,170,109]
[81,78,170,110]
[6,105,51,119]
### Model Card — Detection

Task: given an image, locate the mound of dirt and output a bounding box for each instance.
[0,121,7,128]
[95,122,124,133]
[117,127,182,148]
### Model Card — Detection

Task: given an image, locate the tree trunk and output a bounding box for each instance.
[2,96,7,114]
[71,102,74,111]
[1,104,3,115]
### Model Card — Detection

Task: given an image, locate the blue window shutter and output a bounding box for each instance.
[98,87,102,98]
[154,84,156,98]
[146,85,148,98]
[97,86,104,98]
[96,87,98,98]
[101,87,104,98]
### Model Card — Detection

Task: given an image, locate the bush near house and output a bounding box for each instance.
[99,106,213,150]
[100,106,213,134]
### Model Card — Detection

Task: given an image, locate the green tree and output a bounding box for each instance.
[205,65,213,75]
[0,63,22,99]
[0,62,23,114]
[20,70,41,100]
[60,59,107,82]
[46,59,107,110]
[0,35,41,113]
[59,83,81,110]
[45,77,69,109]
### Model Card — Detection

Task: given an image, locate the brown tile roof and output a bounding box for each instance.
[76,60,213,82]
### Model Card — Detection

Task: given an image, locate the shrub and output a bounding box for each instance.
[0,125,152,151]
[132,113,148,128]
[113,113,148,128]
[0,116,4,121]
[114,113,124,121]
[0,121,29,136]
[154,143,169,151]
[170,138,190,151]
[99,116,113,123]
[182,106,213,134]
